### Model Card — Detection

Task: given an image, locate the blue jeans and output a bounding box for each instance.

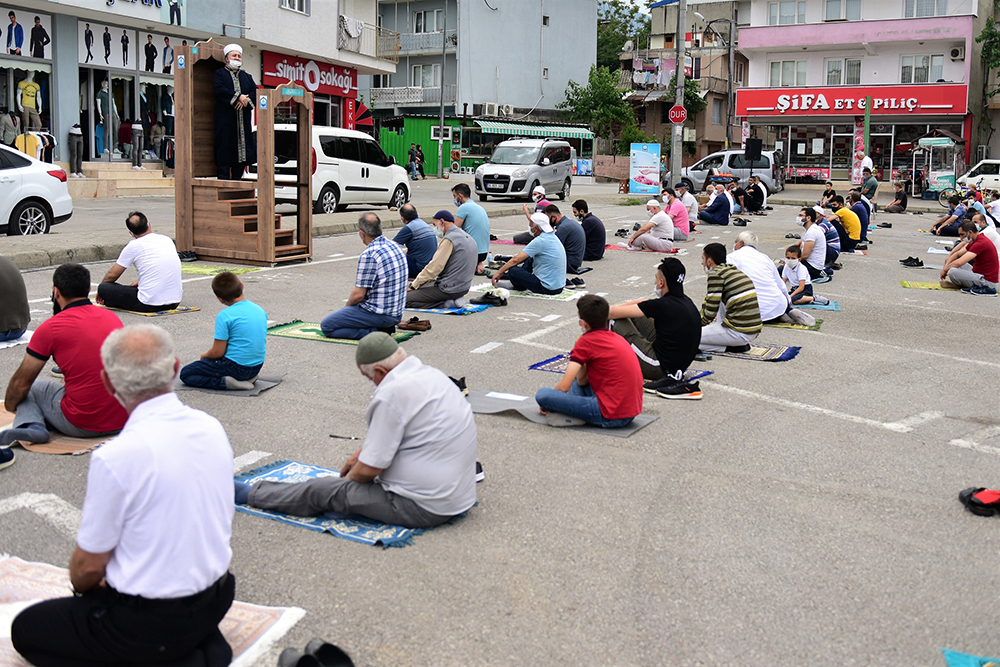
[733,204,743,214]
[321,304,399,339]
[507,266,563,295]
[535,380,635,429]
[0,329,26,342]
[180,357,263,390]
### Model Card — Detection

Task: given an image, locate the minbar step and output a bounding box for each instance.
[274,244,309,257]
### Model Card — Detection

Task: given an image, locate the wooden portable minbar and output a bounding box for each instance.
[174,39,313,266]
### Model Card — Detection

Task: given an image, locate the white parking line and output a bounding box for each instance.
[234,450,272,472]
[0,493,81,539]
[806,331,1000,369]
[950,426,1000,456]
[539,314,561,322]
[471,342,503,354]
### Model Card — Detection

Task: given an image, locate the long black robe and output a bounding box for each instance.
[212,66,257,173]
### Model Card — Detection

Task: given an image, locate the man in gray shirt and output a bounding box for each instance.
[236,333,478,528]
[0,255,29,341]
[406,209,478,308]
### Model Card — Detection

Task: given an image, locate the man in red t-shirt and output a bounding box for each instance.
[2,264,128,450]
[940,219,999,296]
[534,295,643,428]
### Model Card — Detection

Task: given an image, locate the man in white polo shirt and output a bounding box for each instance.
[624,200,674,252]
[96,211,183,312]
[12,324,236,667]
[728,231,814,326]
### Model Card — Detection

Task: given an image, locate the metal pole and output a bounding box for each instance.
[726,23,734,149]
[670,0,687,187]
[437,0,447,177]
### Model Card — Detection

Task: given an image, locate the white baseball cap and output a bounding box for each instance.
[530,211,553,233]
[646,199,661,209]
[532,185,546,196]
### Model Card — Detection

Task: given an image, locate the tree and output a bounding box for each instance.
[598,0,652,71]
[664,75,708,118]
[617,118,656,155]
[559,65,633,140]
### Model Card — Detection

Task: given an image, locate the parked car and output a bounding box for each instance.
[474,138,574,201]
[663,149,785,194]
[957,159,1000,191]
[246,125,410,214]
[0,143,73,236]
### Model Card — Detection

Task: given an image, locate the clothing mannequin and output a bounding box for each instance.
[96,79,118,155]
[17,72,41,131]
[163,86,174,136]
[68,124,84,177]
[139,82,150,152]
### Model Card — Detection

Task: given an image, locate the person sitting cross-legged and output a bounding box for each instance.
[662,188,691,240]
[490,213,566,295]
[698,243,763,353]
[939,219,999,295]
[608,257,703,400]
[623,200,674,252]
[797,207,829,280]
[782,245,815,305]
[728,231,813,326]
[96,211,182,313]
[931,195,967,237]
[545,204,585,272]
[571,199,606,261]
[179,271,267,391]
[406,210,478,308]
[535,295,644,427]
[321,213,407,339]
[698,184,732,226]
[884,181,908,214]
[236,332,478,529]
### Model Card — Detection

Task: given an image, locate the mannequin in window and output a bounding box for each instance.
[96,79,118,155]
[139,82,151,153]
[213,44,257,180]
[163,85,174,136]
[17,72,41,131]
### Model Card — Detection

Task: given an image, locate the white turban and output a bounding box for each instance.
[224,43,243,57]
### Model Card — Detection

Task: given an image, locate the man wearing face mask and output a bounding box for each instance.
[2,264,127,452]
[728,231,814,326]
[514,186,552,244]
[452,183,490,274]
[212,43,257,180]
[796,207,828,281]
[939,219,999,295]
[698,243,762,353]
[392,204,437,279]
[571,199,606,261]
[406,210,478,308]
[825,196,862,254]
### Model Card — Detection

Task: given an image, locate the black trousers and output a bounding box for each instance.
[98,282,179,313]
[12,572,236,667]
[217,163,245,180]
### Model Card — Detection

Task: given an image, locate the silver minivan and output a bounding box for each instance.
[664,149,785,194]
[474,138,574,201]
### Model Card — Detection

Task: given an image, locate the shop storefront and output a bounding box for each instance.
[736,84,970,184]
[1,8,53,141]
[260,51,357,129]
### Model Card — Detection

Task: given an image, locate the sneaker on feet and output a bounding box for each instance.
[642,376,679,394]
[450,376,469,396]
[493,254,513,263]
[475,461,485,482]
[971,285,998,296]
[813,296,830,305]
[50,366,63,378]
[570,277,586,288]
[787,308,816,326]
[656,381,703,400]
[545,412,587,427]
[0,447,14,471]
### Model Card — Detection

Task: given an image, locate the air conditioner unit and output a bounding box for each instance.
[950,46,965,61]
[483,102,499,116]
[500,104,515,117]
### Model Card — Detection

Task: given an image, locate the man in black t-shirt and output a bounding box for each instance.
[730,179,748,215]
[572,199,606,261]
[884,181,908,213]
[609,257,703,400]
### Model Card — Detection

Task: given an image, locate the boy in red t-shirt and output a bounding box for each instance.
[535,295,644,428]
[940,219,999,296]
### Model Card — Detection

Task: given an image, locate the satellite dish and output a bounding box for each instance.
[622,39,634,52]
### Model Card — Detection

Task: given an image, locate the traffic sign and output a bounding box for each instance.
[669,105,687,124]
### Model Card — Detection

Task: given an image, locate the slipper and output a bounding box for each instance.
[959,487,1000,517]
[733,219,747,227]
[305,639,355,667]
[278,648,323,667]
[785,233,800,239]
[397,317,431,332]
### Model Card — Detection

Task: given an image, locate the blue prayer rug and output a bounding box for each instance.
[797,301,841,311]
[405,304,492,315]
[941,648,1000,667]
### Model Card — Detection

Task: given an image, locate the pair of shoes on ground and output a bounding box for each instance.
[614,228,630,238]
[279,638,353,667]
[470,289,508,307]
[961,284,998,296]
[878,222,893,228]
[224,375,259,391]
[902,257,924,267]
[398,316,431,331]
[565,277,586,290]
[732,218,748,226]
[178,250,197,262]
[785,233,800,239]
[492,254,513,263]
[642,376,703,400]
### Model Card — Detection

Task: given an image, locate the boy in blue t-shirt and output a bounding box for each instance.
[179,271,267,390]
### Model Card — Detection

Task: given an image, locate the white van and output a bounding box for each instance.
[957,159,1000,192]
[247,125,410,214]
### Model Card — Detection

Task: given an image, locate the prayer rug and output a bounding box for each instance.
[899,280,958,290]
[797,301,840,311]
[710,344,800,362]
[0,555,305,667]
[174,375,284,397]
[489,238,520,245]
[266,321,419,345]
[469,283,585,301]
[605,244,686,255]
[405,304,492,315]
[0,333,31,351]
[527,354,712,382]
[466,388,658,438]
[941,648,1000,667]
[181,265,260,276]
[763,319,823,332]
[0,410,105,455]
[927,247,951,255]
[101,305,200,317]
[235,461,442,548]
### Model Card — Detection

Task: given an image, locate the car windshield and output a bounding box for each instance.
[490,146,540,165]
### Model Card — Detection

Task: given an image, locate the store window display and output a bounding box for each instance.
[95,78,119,155]
[17,71,42,130]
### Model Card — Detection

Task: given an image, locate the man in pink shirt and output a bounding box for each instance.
[663,188,690,240]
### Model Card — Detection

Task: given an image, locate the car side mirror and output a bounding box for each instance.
[542,158,551,166]
[389,156,396,165]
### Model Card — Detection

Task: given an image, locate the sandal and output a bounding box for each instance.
[397,317,432,332]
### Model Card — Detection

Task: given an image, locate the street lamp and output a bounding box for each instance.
[694,12,735,149]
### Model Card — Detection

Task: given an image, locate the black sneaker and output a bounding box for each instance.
[903,258,923,267]
[50,365,64,378]
[470,293,507,307]
[725,344,751,353]
[656,381,703,400]
[570,277,586,288]
[475,461,485,483]
[450,376,469,396]
[377,325,396,334]
[0,447,14,471]
[855,244,868,251]
[642,376,678,394]
[493,254,513,263]
[878,222,892,228]
[900,256,917,263]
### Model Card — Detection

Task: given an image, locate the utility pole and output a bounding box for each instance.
[726,22,734,148]
[436,0,448,177]
[670,0,687,186]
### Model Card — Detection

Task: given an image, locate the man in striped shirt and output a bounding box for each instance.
[698,243,762,353]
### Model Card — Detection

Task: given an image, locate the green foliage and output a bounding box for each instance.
[598,0,652,71]
[558,65,633,140]
[616,118,657,155]
[664,75,708,117]
[616,197,647,206]
[976,17,1000,99]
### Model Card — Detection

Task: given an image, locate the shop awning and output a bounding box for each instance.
[474,121,594,140]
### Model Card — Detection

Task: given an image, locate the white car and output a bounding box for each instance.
[0,144,73,235]
[247,125,410,214]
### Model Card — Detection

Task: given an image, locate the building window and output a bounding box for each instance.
[279,0,309,15]
[542,68,549,79]
[904,0,948,17]
[414,9,443,33]
[900,54,943,83]
[769,60,806,86]
[824,0,861,20]
[825,58,861,85]
[412,63,441,87]
[735,62,745,86]
[768,1,806,25]
[542,15,550,26]
[712,99,723,125]
[372,74,390,89]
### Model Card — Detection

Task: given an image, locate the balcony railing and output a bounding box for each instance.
[339,17,400,64]
[370,85,457,106]
[398,30,457,56]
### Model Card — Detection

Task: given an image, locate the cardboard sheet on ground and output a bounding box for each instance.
[0,410,105,455]
[527,354,712,382]
[797,301,840,311]
[0,332,31,351]
[763,318,823,331]
[711,343,800,362]
[101,305,201,317]
[469,283,584,302]
[0,556,304,667]
[181,265,261,276]
[267,321,419,345]
[174,375,284,397]
[899,280,958,290]
[405,304,492,315]
[466,388,658,438]
[235,461,443,548]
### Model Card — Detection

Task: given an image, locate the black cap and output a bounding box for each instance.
[657,257,686,297]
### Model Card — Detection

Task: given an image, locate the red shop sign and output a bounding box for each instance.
[262,51,357,98]
[736,84,968,117]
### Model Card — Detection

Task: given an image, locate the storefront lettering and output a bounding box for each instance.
[106,0,163,7]
[273,59,353,95]
[777,93,920,114]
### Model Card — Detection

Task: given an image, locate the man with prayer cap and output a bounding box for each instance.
[235,332,478,529]
[490,212,567,295]
[213,43,257,180]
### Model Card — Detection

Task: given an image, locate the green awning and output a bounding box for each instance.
[474,120,594,140]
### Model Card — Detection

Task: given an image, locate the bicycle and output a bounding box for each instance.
[938,177,985,207]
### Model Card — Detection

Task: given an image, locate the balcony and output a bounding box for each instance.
[338,17,401,64]
[370,85,457,107]
[398,30,457,56]
[738,15,972,52]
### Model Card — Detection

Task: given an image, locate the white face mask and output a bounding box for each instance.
[228,58,241,70]
[654,287,663,297]
[786,258,799,269]
[796,216,806,227]
[435,225,445,239]
[703,263,711,274]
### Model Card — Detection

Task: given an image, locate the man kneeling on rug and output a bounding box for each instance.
[535,295,644,427]
[236,333,477,529]
[12,325,237,667]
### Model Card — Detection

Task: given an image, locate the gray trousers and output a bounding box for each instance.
[68,135,83,174]
[700,321,757,352]
[131,127,143,168]
[673,227,689,241]
[13,381,120,438]
[947,266,997,289]
[406,283,467,308]
[249,476,452,529]
[631,233,673,252]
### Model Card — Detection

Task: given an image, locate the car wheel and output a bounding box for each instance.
[559,178,571,201]
[314,185,339,215]
[8,201,51,236]
[389,184,408,210]
[479,193,488,202]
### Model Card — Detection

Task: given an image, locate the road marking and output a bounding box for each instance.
[806,331,1000,369]
[884,411,944,431]
[950,426,1000,456]
[509,319,575,352]
[234,450,271,472]
[470,342,503,354]
[595,292,608,297]
[0,493,81,539]
[539,314,561,322]
[326,253,344,258]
